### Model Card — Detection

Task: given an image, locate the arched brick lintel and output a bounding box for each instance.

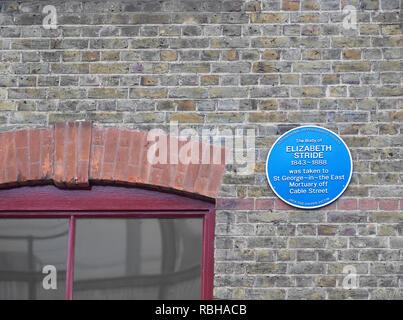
[0,121,226,199]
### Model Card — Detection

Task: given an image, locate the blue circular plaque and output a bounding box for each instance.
[266,126,353,209]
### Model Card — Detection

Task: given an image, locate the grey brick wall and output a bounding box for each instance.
[0,0,402,299]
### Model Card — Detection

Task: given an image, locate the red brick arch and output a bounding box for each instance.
[0,121,226,199]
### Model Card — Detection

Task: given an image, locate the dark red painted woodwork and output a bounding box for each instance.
[66,217,76,301]
[201,211,215,300]
[0,185,214,212]
[0,186,215,300]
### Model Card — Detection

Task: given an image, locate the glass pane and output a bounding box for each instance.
[74,219,203,300]
[0,219,69,300]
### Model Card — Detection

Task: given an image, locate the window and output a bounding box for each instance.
[0,186,215,300]
[74,219,203,300]
[0,219,68,300]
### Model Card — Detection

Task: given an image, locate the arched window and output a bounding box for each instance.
[0,185,215,300]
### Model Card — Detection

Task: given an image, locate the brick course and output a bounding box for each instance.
[0,0,401,299]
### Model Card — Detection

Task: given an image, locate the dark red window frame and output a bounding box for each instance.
[0,185,216,300]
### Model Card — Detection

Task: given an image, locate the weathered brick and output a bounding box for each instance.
[379,199,399,211]
[293,61,331,73]
[332,37,371,48]
[201,75,219,86]
[334,62,371,72]
[8,89,46,99]
[169,88,208,99]
[170,63,210,73]
[359,198,378,210]
[206,112,244,123]
[250,13,288,23]
[252,37,290,48]
[169,113,204,123]
[210,88,248,99]
[91,63,130,74]
[248,112,287,123]
[52,63,89,74]
[282,0,300,11]
[343,49,362,60]
[130,88,167,99]
[89,88,127,99]
[160,50,177,61]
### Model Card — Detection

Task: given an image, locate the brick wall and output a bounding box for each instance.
[0,0,402,299]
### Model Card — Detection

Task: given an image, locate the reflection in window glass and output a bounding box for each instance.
[0,219,68,300]
[74,219,203,300]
